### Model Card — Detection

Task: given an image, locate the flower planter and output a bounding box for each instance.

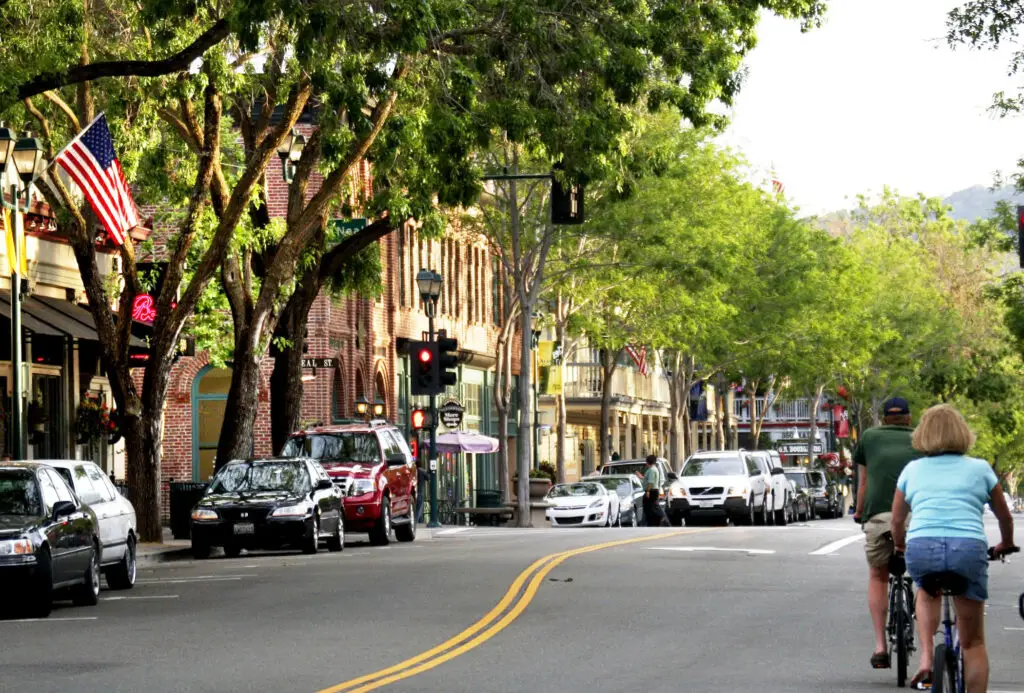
[529,478,552,500]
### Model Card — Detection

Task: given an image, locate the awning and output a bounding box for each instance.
[0,291,146,346]
[435,430,500,454]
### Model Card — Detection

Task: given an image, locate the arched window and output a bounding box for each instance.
[192,366,232,481]
[374,370,388,418]
[331,365,346,422]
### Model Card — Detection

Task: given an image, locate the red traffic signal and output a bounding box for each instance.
[411,408,427,429]
[409,341,439,395]
[418,347,432,364]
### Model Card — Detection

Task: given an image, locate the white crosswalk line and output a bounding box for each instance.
[648,546,776,555]
[809,533,865,555]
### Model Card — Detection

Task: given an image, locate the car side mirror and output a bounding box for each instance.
[315,478,334,491]
[770,467,784,476]
[387,454,406,467]
[52,500,76,520]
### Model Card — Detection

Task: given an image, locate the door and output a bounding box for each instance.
[307,462,340,533]
[46,468,91,577]
[35,469,69,583]
[80,463,123,562]
[380,431,410,517]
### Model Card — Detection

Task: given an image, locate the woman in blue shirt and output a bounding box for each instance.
[891,404,1016,691]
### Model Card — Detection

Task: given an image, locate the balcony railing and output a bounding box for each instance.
[560,364,671,405]
[732,396,829,423]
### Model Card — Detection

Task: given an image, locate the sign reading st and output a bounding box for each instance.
[776,439,824,455]
[301,358,337,369]
[438,399,465,430]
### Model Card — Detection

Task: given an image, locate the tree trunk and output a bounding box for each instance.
[270,282,319,454]
[715,386,725,450]
[215,336,263,469]
[668,352,682,465]
[493,330,513,505]
[516,310,533,527]
[554,318,567,484]
[808,382,825,465]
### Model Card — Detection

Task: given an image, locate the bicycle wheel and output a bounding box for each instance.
[931,643,958,693]
[895,603,909,687]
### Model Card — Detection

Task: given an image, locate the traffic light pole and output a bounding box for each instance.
[427,310,441,529]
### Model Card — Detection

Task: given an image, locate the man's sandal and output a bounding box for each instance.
[870,651,891,669]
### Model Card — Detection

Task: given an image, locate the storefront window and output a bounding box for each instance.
[193,367,231,481]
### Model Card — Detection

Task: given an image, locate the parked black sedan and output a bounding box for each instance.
[0,462,101,617]
[190,457,344,559]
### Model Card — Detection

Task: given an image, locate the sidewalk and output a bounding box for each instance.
[137,528,192,565]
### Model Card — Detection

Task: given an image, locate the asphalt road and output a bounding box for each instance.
[2,517,1022,693]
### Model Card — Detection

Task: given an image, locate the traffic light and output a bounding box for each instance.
[411,408,428,430]
[437,331,458,390]
[1018,205,1024,268]
[551,169,584,225]
[409,341,438,395]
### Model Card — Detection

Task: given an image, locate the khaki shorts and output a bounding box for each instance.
[863,512,894,568]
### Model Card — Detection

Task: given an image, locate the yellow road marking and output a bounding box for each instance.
[317,529,706,693]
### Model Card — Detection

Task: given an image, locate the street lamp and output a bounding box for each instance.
[355,395,370,418]
[276,128,306,184]
[1,126,44,461]
[372,398,385,418]
[416,267,443,528]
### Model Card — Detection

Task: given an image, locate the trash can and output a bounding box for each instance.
[169,481,208,540]
[475,489,501,508]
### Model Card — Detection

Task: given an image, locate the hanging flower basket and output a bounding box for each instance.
[75,395,117,444]
[27,400,47,433]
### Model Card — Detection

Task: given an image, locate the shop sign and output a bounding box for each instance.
[439,399,465,429]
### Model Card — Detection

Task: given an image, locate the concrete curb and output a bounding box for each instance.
[137,546,193,565]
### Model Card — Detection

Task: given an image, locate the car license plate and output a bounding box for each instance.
[233,522,254,535]
[697,501,714,508]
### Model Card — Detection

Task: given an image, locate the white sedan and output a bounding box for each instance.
[42,459,137,589]
[545,481,620,527]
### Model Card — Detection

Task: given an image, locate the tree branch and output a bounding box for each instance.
[10,18,231,108]
[41,91,82,132]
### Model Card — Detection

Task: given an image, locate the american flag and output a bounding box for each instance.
[772,178,785,194]
[54,113,139,246]
[625,344,649,376]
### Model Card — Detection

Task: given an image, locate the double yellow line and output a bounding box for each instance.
[316,529,704,693]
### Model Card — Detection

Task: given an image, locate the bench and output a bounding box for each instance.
[453,506,515,526]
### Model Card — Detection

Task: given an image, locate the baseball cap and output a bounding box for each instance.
[881,397,910,416]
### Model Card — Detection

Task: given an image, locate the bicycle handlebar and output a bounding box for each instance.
[987,545,1020,562]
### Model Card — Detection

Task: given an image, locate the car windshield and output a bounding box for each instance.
[808,472,826,487]
[785,472,809,488]
[281,433,379,463]
[593,478,634,497]
[681,456,744,476]
[603,462,645,476]
[548,483,602,498]
[207,461,311,496]
[0,470,42,516]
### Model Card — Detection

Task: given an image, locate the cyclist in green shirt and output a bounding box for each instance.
[852,396,918,670]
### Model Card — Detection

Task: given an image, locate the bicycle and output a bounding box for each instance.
[886,549,916,688]
[927,545,1020,693]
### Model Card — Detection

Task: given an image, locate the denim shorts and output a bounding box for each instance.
[905,537,989,602]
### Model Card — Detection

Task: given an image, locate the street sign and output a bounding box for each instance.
[301,358,337,369]
[438,399,465,429]
[776,440,823,455]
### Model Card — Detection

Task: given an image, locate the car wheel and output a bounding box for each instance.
[747,498,756,526]
[27,546,53,618]
[106,534,136,589]
[223,542,242,558]
[395,505,417,543]
[370,498,391,546]
[774,502,788,527]
[327,512,345,551]
[302,514,320,555]
[72,542,101,607]
[809,505,817,521]
[630,509,638,528]
[191,541,211,560]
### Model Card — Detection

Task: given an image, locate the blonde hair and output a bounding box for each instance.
[911,404,976,455]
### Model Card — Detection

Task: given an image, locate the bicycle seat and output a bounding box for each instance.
[920,571,969,597]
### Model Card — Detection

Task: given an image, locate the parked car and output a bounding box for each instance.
[749,450,789,525]
[804,469,842,518]
[668,451,769,526]
[190,457,344,559]
[591,475,646,527]
[281,420,417,545]
[0,462,101,617]
[43,459,137,589]
[601,457,676,520]
[545,481,620,527]
[782,468,818,521]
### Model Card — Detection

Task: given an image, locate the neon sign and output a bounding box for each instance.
[132,294,156,324]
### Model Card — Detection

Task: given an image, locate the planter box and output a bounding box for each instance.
[529,478,552,500]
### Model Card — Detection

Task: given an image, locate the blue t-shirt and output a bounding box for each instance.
[896,454,998,542]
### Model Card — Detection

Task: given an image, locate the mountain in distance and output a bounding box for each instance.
[942,184,1024,221]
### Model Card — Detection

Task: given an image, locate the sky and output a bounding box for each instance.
[716,0,1022,216]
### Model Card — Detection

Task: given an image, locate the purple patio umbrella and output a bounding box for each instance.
[434,430,499,454]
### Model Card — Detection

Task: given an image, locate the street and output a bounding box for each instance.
[1,518,1022,693]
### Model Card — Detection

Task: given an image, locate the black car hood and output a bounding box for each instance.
[198,491,306,508]
[0,514,41,536]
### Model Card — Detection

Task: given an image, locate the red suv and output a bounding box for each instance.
[280,421,417,545]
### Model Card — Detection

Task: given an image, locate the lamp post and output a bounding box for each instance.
[0,126,44,460]
[355,395,370,421]
[276,128,306,184]
[416,268,442,528]
[372,398,385,419]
